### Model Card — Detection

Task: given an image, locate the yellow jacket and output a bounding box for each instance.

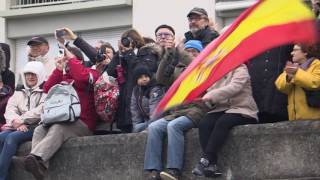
[275,59,320,120]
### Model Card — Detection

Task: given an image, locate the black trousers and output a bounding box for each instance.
[198,112,257,163]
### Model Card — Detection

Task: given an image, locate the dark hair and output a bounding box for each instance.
[298,43,320,59]
[67,46,84,62]
[100,42,115,54]
[155,24,175,35]
[121,29,145,49]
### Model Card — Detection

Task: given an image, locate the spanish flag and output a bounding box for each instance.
[155,0,317,114]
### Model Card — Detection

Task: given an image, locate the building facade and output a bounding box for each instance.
[0,0,254,75]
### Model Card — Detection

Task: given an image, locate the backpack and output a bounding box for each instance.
[41,81,81,126]
[94,72,119,123]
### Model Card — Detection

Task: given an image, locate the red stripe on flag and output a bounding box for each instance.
[154,1,264,114]
[184,20,317,102]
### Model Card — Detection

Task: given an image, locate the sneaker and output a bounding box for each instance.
[146,170,161,180]
[203,164,222,177]
[24,154,47,180]
[192,158,209,176]
[160,169,181,180]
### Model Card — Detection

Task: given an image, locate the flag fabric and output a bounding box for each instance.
[155,0,317,114]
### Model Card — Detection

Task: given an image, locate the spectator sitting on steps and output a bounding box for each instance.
[0,61,46,180]
[13,42,99,180]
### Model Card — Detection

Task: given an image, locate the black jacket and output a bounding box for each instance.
[184,26,219,47]
[247,45,293,122]
[107,50,138,132]
[73,37,97,65]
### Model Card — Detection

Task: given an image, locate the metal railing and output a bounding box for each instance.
[10,0,99,9]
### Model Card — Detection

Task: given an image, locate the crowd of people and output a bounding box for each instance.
[0,3,319,180]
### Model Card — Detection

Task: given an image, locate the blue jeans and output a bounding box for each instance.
[144,116,195,171]
[0,130,33,180]
[132,122,148,133]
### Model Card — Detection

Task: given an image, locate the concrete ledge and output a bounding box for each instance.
[9,120,320,180]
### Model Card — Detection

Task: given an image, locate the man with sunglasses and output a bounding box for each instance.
[184,7,219,48]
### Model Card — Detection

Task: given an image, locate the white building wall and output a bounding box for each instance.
[132,0,216,41]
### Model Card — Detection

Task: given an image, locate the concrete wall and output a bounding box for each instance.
[9,120,320,180]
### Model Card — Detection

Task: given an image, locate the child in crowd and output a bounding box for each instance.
[131,66,165,133]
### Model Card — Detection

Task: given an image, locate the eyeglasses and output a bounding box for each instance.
[156,32,174,39]
[188,16,206,22]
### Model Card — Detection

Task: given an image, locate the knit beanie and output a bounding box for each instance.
[184,40,204,52]
[133,66,152,83]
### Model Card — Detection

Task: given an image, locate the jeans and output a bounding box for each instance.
[0,130,33,180]
[144,116,195,171]
[132,122,148,133]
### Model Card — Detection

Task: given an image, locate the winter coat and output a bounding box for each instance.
[275,59,320,120]
[4,61,46,128]
[107,50,138,130]
[0,85,13,126]
[136,43,163,74]
[248,45,292,121]
[184,26,219,47]
[130,83,165,125]
[4,87,45,128]
[156,47,192,87]
[73,37,97,64]
[43,58,99,131]
[204,64,258,120]
[156,47,213,125]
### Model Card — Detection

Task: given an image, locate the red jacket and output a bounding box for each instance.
[43,58,98,131]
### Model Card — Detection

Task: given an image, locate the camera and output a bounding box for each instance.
[96,49,106,63]
[121,37,132,48]
[56,30,66,38]
[96,54,105,63]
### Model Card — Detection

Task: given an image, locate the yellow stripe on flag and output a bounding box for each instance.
[164,0,314,110]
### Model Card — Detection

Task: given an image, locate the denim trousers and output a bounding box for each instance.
[132,122,148,133]
[144,116,195,171]
[0,130,33,180]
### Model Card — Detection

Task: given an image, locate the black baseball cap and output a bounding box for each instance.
[27,36,49,46]
[187,7,208,17]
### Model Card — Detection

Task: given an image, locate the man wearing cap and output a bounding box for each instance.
[27,36,55,80]
[185,7,219,48]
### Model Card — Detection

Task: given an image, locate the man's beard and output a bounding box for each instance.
[190,27,200,35]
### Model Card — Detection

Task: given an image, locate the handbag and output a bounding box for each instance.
[304,89,320,108]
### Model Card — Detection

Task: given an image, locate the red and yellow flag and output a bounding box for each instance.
[155,0,317,114]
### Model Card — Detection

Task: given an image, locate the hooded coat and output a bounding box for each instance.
[0,43,15,90]
[4,61,46,129]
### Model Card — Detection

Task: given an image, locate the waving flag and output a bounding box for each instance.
[155,0,317,114]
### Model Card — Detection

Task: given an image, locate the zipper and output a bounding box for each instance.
[293,85,297,120]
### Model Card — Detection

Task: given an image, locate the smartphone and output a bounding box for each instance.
[58,47,65,58]
[56,30,66,38]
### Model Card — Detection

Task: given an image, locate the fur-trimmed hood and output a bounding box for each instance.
[138,43,164,60]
